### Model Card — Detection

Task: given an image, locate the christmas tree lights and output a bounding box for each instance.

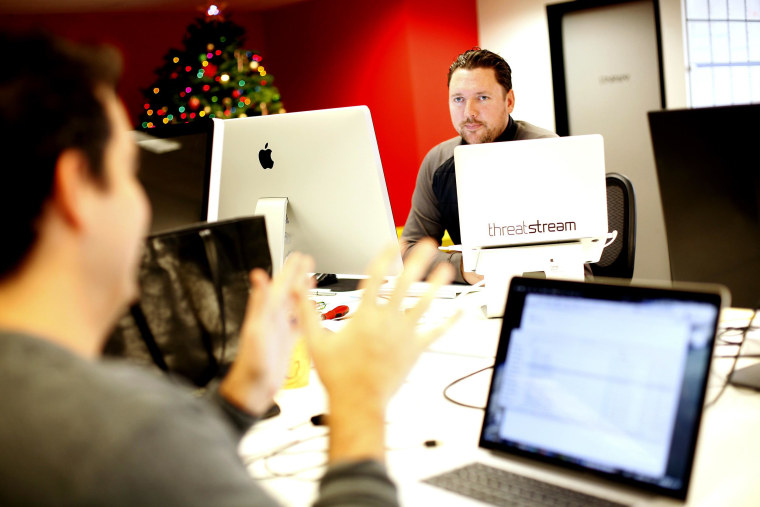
[138,3,284,129]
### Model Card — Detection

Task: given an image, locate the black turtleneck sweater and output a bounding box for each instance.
[431,117,520,245]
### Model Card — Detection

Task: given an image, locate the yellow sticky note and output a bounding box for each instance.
[283,337,310,389]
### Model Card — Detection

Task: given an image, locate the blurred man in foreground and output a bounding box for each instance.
[0,31,455,505]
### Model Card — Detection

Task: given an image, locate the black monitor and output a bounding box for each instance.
[649,104,760,391]
[648,104,760,310]
[134,119,214,234]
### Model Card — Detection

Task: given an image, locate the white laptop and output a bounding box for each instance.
[454,135,609,273]
[418,276,726,506]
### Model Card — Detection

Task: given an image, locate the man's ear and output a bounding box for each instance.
[505,89,516,114]
[51,149,95,230]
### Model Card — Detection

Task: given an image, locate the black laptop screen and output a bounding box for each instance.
[135,119,214,234]
[480,277,723,500]
[648,104,760,309]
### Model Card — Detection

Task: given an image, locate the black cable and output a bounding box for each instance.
[716,326,758,345]
[706,306,759,408]
[442,365,493,410]
[719,326,759,333]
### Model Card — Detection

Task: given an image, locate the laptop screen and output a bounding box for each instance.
[480,277,724,500]
[134,119,214,234]
[648,104,760,309]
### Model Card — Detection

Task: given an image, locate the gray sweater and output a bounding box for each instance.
[0,331,397,506]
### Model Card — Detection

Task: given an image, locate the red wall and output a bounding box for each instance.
[260,0,478,223]
[0,0,478,224]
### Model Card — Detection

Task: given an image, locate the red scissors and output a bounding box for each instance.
[321,305,349,320]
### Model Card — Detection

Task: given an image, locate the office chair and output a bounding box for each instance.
[590,172,636,280]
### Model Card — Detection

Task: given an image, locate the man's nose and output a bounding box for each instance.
[464,98,479,119]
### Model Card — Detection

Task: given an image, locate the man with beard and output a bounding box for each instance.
[400,48,557,284]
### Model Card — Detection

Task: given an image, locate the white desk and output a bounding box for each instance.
[239,292,760,506]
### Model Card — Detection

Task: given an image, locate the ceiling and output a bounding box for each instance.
[0,0,310,14]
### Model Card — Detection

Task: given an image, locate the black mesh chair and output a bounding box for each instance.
[590,172,636,280]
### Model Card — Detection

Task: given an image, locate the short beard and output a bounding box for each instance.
[458,123,503,144]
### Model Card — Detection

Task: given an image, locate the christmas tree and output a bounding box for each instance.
[139,3,284,129]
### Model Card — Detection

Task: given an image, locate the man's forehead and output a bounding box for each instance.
[449,68,499,89]
[99,89,138,168]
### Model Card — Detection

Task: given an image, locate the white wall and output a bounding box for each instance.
[477,0,560,132]
[477,0,687,123]
[477,0,688,280]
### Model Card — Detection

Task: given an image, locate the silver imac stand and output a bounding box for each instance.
[254,197,288,275]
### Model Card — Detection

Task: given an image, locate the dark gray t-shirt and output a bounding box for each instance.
[0,331,397,506]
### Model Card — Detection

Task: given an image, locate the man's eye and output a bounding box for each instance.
[479,96,489,101]
[452,97,463,103]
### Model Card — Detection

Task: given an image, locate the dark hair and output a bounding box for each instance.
[447,48,512,94]
[0,31,122,277]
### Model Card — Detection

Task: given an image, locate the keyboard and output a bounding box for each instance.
[422,462,628,507]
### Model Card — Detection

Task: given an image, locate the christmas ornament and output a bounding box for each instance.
[201,1,228,21]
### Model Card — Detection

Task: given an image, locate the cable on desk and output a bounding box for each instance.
[442,365,493,410]
[706,306,759,408]
[719,325,759,334]
[716,325,758,346]
[714,314,760,351]
[245,432,329,481]
[248,415,443,480]
[264,446,329,481]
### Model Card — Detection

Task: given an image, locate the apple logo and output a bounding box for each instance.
[258,142,274,169]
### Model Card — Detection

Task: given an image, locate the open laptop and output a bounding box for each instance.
[454,134,609,268]
[648,104,760,310]
[454,135,611,316]
[134,119,214,234]
[420,276,726,505]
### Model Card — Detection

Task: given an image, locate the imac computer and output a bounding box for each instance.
[207,106,402,284]
[133,119,214,234]
[454,135,611,317]
[648,104,760,390]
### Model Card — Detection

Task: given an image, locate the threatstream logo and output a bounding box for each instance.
[488,219,576,237]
